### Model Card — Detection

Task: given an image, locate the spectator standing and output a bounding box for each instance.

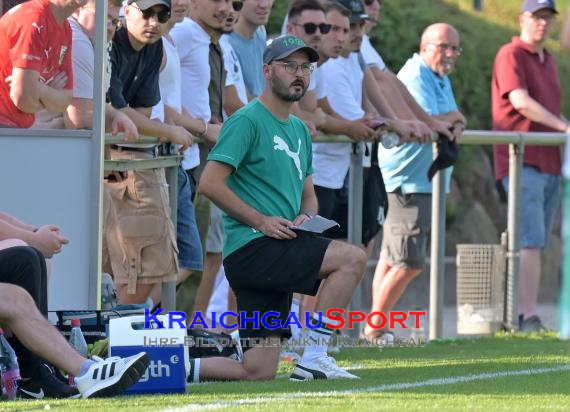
[228,0,273,98]
[106,0,192,304]
[492,0,567,331]
[0,0,79,128]
[365,23,465,340]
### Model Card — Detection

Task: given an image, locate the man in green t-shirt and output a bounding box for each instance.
[190,35,367,382]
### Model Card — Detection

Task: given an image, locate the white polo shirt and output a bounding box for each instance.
[312,53,364,189]
[171,17,211,170]
[361,34,386,70]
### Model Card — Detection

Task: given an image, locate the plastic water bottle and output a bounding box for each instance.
[380,131,400,149]
[0,328,20,400]
[68,319,88,385]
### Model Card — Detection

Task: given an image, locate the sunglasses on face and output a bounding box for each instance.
[293,22,332,35]
[232,1,243,12]
[131,3,171,23]
[364,0,381,5]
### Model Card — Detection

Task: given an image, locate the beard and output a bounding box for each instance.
[271,75,308,102]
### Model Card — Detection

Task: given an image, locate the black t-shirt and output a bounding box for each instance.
[108,26,162,109]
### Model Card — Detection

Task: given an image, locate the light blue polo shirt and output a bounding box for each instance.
[229,26,267,98]
[379,53,458,194]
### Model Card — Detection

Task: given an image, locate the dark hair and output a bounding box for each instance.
[323,1,351,18]
[288,0,326,21]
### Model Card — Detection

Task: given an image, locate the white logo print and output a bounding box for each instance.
[32,22,43,34]
[273,135,302,181]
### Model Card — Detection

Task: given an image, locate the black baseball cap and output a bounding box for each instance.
[264,35,319,64]
[521,0,558,14]
[334,0,370,24]
[127,0,171,11]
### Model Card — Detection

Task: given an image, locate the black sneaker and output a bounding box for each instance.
[17,363,79,399]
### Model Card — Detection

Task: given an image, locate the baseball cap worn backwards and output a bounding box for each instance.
[521,0,558,14]
[335,0,370,23]
[264,35,319,64]
[128,0,171,11]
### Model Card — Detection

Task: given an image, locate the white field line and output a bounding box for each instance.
[163,364,570,411]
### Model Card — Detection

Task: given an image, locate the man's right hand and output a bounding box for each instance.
[386,118,414,143]
[346,120,376,141]
[257,216,297,240]
[32,225,69,258]
[168,125,193,151]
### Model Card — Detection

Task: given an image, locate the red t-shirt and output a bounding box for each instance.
[0,0,73,128]
[491,36,562,180]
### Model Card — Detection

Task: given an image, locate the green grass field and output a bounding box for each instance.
[2,334,568,411]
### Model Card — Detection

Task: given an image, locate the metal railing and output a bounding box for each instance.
[107,130,567,335]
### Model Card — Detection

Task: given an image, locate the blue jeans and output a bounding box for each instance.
[177,166,203,270]
[502,166,561,249]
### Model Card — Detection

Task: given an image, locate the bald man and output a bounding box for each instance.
[364,23,465,341]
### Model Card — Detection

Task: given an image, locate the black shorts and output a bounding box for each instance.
[223,231,332,347]
[314,185,348,239]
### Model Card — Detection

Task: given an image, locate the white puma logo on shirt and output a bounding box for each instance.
[32,22,43,34]
[273,135,302,181]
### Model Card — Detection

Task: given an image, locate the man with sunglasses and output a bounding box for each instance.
[492,0,568,332]
[287,0,378,142]
[105,0,193,305]
[365,23,465,342]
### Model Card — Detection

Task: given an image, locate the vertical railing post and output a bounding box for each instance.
[162,164,178,312]
[347,142,364,337]
[505,142,524,330]
[429,141,446,340]
[89,1,108,309]
[561,178,570,339]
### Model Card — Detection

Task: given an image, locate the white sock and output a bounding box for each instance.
[289,298,301,341]
[187,358,201,383]
[300,313,340,363]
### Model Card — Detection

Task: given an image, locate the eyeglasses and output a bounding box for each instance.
[429,43,462,55]
[130,3,171,23]
[526,12,555,23]
[232,1,243,12]
[292,22,332,35]
[364,0,382,6]
[272,61,314,76]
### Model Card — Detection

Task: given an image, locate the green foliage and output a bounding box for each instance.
[267,0,570,130]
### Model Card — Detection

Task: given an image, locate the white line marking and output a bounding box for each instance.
[163,365,570,411]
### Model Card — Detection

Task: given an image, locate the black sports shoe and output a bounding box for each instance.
[17,363,79,399]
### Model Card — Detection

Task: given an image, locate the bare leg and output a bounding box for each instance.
[149,269,192,308]
[365,256,422,335]
[193,252,223,324]
[314,241,367,312]
[119,283,154,305]
[519,248,541,318]
[199,339,282,381]
[0,284,84,376]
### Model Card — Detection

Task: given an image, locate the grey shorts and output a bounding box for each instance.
[380,191,431,269]
[206,204,224,253]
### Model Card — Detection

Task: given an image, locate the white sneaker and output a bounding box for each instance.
[290,355,359,381]
[75,352,149,398]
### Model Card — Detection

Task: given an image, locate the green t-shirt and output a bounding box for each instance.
[207,99,313,258]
